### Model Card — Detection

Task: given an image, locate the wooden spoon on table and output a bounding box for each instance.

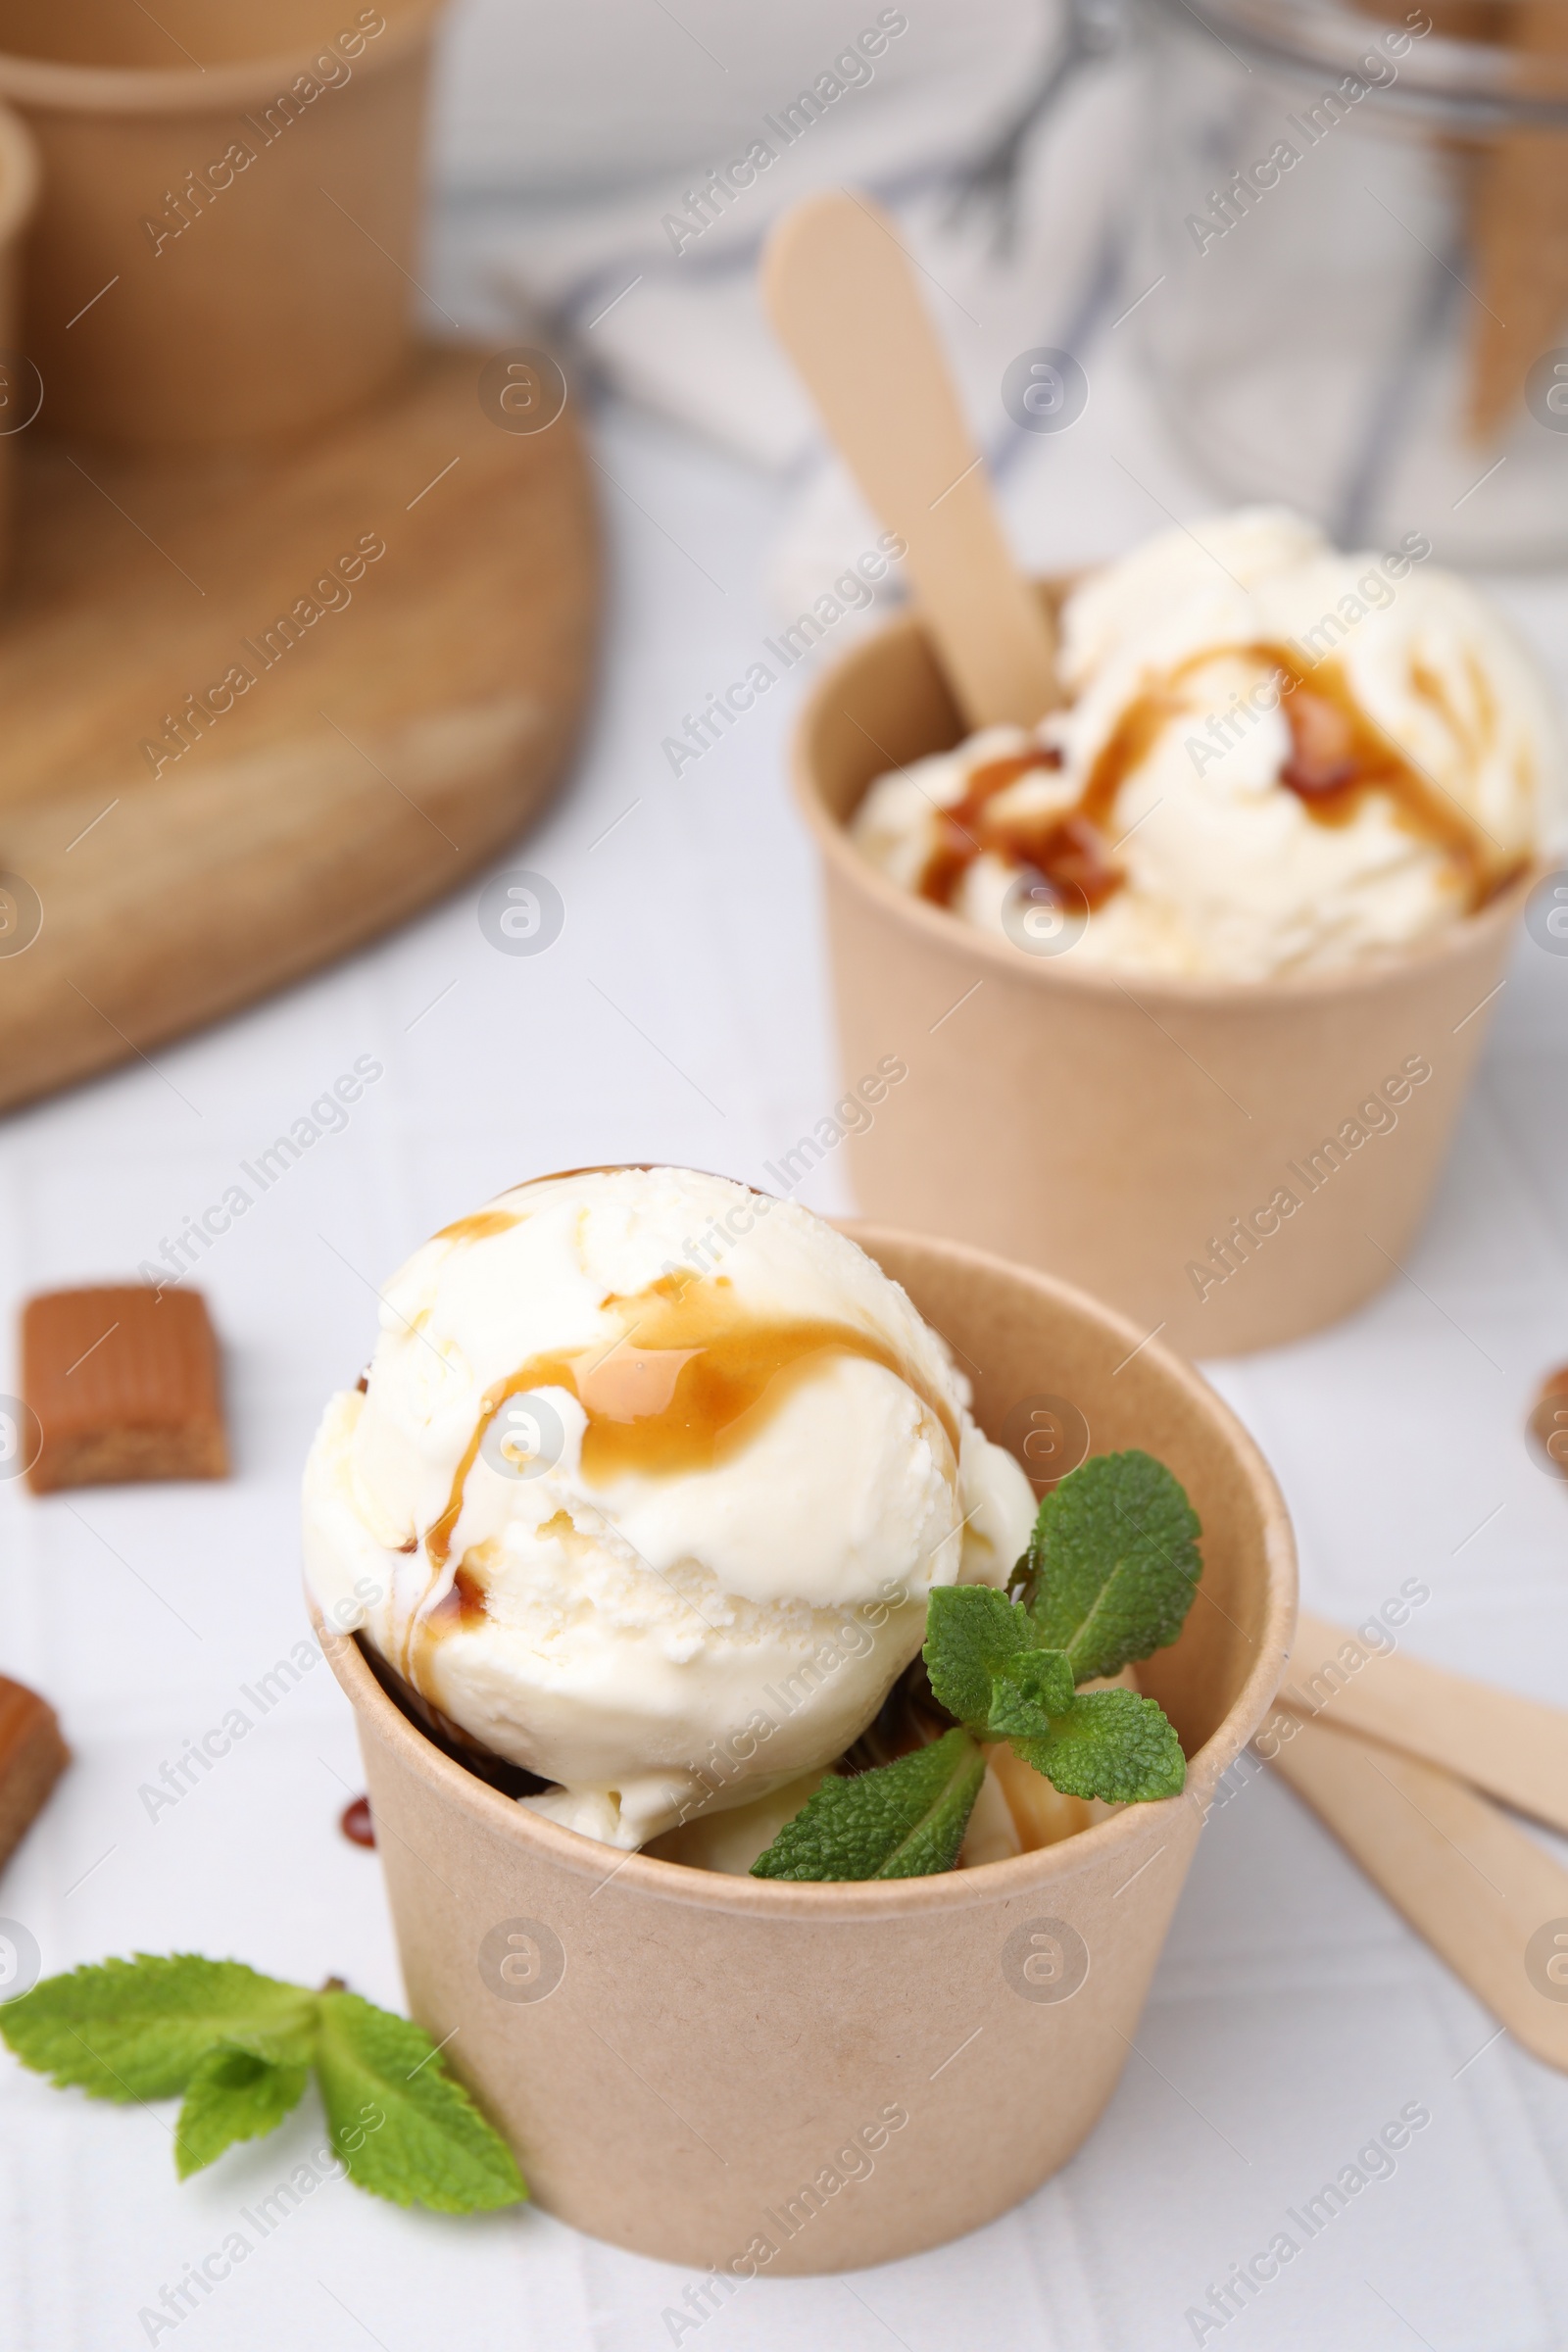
[1261,1703,1568,2074]
[762,189,1060,730]
[1285,1609,1568,1838]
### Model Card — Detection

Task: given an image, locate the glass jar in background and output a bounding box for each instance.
[1132,0,1568,565]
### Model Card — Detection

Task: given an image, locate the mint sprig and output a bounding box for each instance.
[0,1955,524,2214]
[751,1449,1200,1883]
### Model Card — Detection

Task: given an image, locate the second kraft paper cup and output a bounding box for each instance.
[0,0,446,448]
[792,590,1533,1357]
[319,1222,1296,2274]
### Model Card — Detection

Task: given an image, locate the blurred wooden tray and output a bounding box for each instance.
[0,342,599,1112]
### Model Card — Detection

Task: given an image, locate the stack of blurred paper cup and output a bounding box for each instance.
[0,0,449,565]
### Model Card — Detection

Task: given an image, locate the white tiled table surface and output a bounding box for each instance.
[3,313,1568,2352]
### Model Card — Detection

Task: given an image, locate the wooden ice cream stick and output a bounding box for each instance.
[1260,1705,1568,2073]
[1466,0,1568,441]
[1284,1610,1568,1838]
[762,189,1060,729]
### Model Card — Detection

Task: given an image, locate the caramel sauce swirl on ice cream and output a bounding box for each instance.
[854,509,1563,981]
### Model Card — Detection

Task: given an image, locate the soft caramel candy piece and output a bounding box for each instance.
[0,1677,69,1872]
[646,1771,829,1876]
[987,1741,1094,1851]
[985,1663,1142,1852]
[1529,1365,1568,1480]
[958,1762,1026,1867]
[23,1286,227,1494]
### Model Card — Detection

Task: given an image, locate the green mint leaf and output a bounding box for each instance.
[174,2040,310,2179]
[1011,1690,1187,1803]
[1025,1450,1201,1682]
[0,1955,317,2103]
[983,1646,1076,1740]
[923,1584,1074,1740]
[314,1988,525,2213]
[750,1729,986,1881]
[923,1585,1031,1724]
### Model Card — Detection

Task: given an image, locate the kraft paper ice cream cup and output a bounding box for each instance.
[318,1224,1295,2274]
[0,99,38,579]
[0,0,445,449]
[793,589,1536,1357]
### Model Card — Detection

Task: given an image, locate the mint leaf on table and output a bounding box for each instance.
[175,2040,310,2179]
[0,1955,524,2216]
[0,1954,317,2102]
[750,1729,986,1882]
[1022,1449,1201,1683]
[1010,1690,1188,1804]
[315,1989,525,2214]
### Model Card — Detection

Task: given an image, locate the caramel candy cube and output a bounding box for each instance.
[23,1286,228,1494]
[0,1678,68,1873]
[1530,1366,1568,1480]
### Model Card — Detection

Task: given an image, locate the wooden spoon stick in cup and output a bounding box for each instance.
[762,189,1060,730]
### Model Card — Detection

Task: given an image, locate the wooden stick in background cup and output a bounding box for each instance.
[762,189,1059,729]
[0,0,446,449]
[0,98,37,579]
[1466,0,1568,442]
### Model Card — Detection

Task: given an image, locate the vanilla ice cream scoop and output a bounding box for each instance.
[303,1167,1036,1849]
[851,508,1565,981]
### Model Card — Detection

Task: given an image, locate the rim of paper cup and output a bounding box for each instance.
[316,1224,1298,1922]
[792,592,1541,1013]
[0,3,445,115]
[0,99,37,242]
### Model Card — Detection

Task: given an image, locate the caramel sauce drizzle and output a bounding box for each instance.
[918,743,1124,914]
[915,642,1521,918]
[1259,641,1518,906]
[401,1276,959,1690]
[417,1562,489,1642]
[434,1208,521,1244]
